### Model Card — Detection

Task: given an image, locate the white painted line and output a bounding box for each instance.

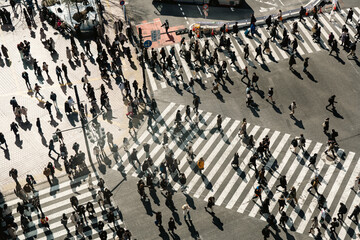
[224,128,271,209]
[112,102,176,171]
[184,120,240,193]
[173,118,232,191]
[284,21,306,55]
[215,125,260,206]
[145,61,158,91]
[307,18,330,50]
[197,5,203,16]
[239,31,264,64]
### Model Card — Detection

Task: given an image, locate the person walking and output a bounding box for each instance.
[262,225,270,240]
[252,185,263,202]
[289,101,296,117]
[323,118,329,133]
[161,19,170,34]
[326,95,337,110]
[244,44,249,59]
[303,57,309,73]
[22,71,31,90]
[48,139,59,157]
[276,175,287,192]
[330,218,339,235]
[9,168,19,185]
[329,40,339,56]
[308,153,318,170]
[309,216,320,234]
[217,115,222,131]
[348,205,360,224]
[267,87,275,104]
[205,196,215,213]
[289,54,296,71]
[96,190,105,210]
[40,213,50,229]
[34,83,44,99]
[168,217,176,234]
[43,167,52,185]
[182,204,191,220]
[155,212,162,227]
[255,44,264,62]
[337,202,348,223]
[197,157,205,175]
[287,186,298,205]
[0,132,8,149]
[351,176,360,192]
[308,176,321,194]
[278,194,286,212]
[10,97,19,112]
[10,122,19,137]
[61,213,70,233]
[345,8,353,23]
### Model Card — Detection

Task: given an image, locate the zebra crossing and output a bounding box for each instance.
[146,7,360,92]
[1,173,124,239]
[113,102,360,239]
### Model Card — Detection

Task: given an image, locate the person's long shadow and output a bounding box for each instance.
[184,193,196,210]
[158,225,171,240]
[149,189,161,206]
[305,71,317,82]
[209,212,224,231]
[330,108,344,119]
[15,135,23,149]
[291,116,305,129]
[185,220,200,239]
[142,198,153,216]
[291,69,303,80]
[3,148,10,160]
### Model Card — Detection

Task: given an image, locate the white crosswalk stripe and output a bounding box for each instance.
[2,173,124,240]
[146,9,359,92]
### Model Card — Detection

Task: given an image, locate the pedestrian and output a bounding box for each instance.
[96,190,105,210]
[40,213,50,229]
[217,114,222,131]
[303,57,309,73]
[155,211,162,226]
[345,8,353,23]
[161,19,170,34]
[309,216,320,234]
[168,217,176,234]
[10,96,19,112]
[329,40,339,56]
[43,167,52,185]
[197,157,205,175]
[205,196,215,213]
[9,168,19,183]
[337,202,348,223]
[239,118,247,139]
[287,186,298,204]
[34,83,44,99]
[61,213,70,233]
[244,44,249,59]
[326,95,337,109]
[252,185,263,202]
[276,175,287,192]
[22,71,31,89]
[255,44,264,62]
[42,62,49,77]
[278,194,286,212]
[351,176,360,192]
[55,65,63,83]
[348,205,360,224]
[182,204,191,220]
[308,153,318,169]
[347,41,357,58]
[48,139,58,157]
[266,87,275,104]
[299,6,306,22]
[262,225,270,240]
[123,137,130,152]
[289,101,296,117]
[330,217,339,234]
[322,118,329,133]
[86,201,95,217]
[0,132,8,149]
[279,211,288,228]
[289,54,296,70]
[241,66,249,82]
[10,122,19,137]
[308,176,321,194]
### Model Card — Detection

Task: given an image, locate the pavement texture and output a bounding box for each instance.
[0,0,144,196]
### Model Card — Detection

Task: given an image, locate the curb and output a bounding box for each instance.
[190,0,328,31]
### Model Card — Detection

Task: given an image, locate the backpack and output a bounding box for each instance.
[291,139,298,147]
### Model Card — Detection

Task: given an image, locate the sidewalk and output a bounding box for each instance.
[0,1,146,196]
